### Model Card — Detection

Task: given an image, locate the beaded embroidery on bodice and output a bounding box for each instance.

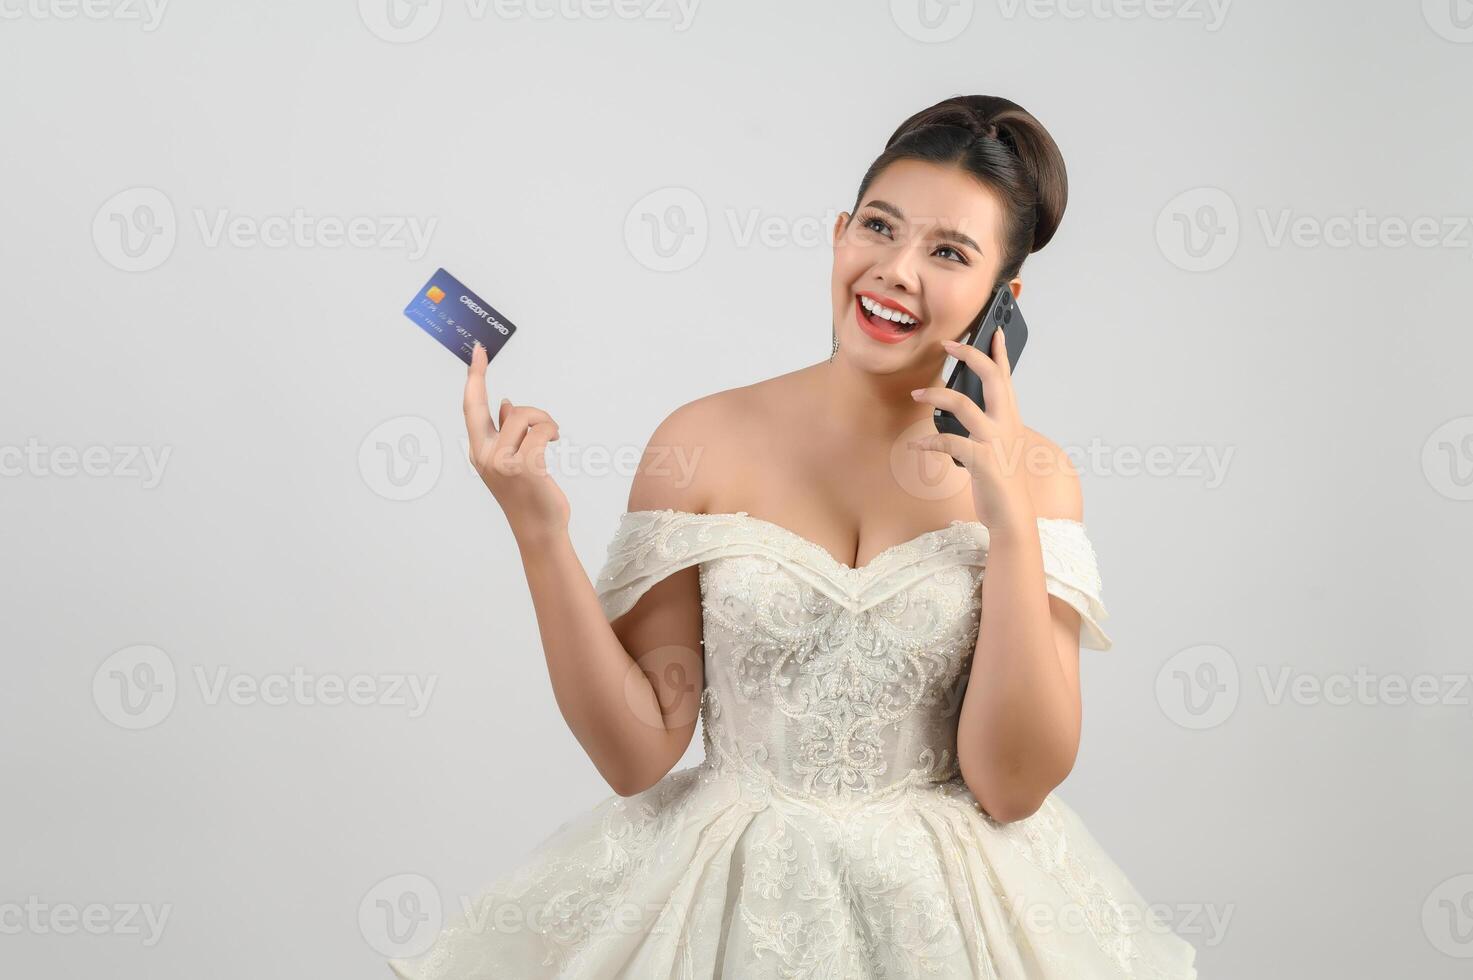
[595,510,1113,809]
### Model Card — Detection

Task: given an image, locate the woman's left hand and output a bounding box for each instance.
[906,327,1037,534]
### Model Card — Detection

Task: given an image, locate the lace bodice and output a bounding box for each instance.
[594,510,1113,808]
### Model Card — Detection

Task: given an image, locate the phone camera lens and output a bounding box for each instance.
[1003,308,1012,325]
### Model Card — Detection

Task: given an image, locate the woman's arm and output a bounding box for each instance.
[517,410,708,797]
[907,332,1090,824]
[516,518,704,798]
[955,440,1085,823]
[465,343,706,797]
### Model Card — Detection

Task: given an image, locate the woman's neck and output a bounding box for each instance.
[809,355,944,442]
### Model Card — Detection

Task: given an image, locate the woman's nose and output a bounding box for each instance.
[870,247,921,292]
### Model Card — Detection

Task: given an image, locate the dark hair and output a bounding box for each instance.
[849,94,1068,287]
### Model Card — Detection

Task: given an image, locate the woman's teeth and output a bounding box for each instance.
[859,296,919,330]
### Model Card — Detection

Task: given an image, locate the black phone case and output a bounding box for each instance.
[933,287,1028,466]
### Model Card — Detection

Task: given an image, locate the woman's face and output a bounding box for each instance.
[830,157,1015,368]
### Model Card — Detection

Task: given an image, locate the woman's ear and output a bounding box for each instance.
[1008,278,1023,300]
[832,211,850,247]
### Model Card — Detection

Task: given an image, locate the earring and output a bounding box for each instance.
[830,329,839,359]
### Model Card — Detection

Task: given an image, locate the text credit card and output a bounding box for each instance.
[403,267,517,365]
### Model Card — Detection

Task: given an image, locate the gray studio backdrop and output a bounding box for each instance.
[2,2,1470,977]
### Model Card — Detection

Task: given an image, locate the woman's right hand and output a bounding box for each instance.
[463,341,570,544]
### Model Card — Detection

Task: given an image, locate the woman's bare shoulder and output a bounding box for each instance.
[1021,425,1084,521]
[626,374,798,514]
[657,366,811,446]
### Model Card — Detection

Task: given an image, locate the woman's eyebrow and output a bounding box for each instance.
[861,199,983,255]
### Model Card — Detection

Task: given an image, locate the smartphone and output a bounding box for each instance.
[933,286,1028,466]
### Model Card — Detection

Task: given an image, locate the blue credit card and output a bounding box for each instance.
[403,268,517,365]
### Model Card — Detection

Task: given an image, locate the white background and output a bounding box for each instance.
[3,1,1471,977]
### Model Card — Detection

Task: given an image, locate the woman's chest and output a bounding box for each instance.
[697,553,985,647]
[695,554,984,727]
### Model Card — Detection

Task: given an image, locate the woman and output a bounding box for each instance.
[389,94,1199,978]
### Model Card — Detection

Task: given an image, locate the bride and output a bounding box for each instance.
[389,94,1200,979]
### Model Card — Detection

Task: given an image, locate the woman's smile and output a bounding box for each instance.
[854,292,922,344]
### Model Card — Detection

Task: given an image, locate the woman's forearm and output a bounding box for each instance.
[513,527,676,795]
[956,521,1081,822]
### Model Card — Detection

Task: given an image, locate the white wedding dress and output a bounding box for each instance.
[387,509,1199,979]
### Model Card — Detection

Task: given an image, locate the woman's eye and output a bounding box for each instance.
[860,215,967,264]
